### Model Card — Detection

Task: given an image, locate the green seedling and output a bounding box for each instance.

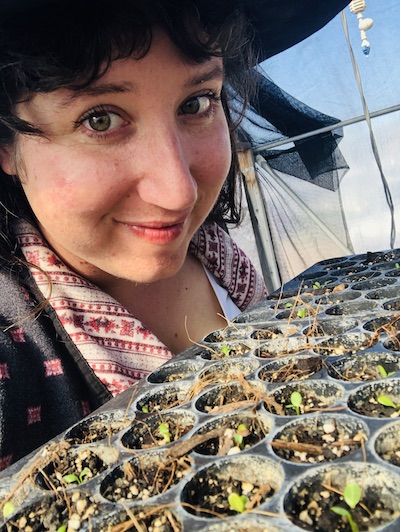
[285,391,303,415]
[228,492,248,513]
[331,482,362,532]
[377,365,395,378]
[395,263,400,269]
[158,422,171,444]
[297,307,307,319]
[220,344,232,357]
[313,280,330,289]
[141,405,149,413]
[57,527,67,532]
[285,302,293,308]
[377,394,400,412]
[63,467,91,486]
[2,501,15,519]
[233,423,249,449]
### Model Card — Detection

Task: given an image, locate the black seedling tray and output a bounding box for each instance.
[2,249,400,531]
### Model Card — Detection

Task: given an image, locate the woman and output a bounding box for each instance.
[0,0,348,469]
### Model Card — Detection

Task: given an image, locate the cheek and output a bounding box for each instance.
[196,125,232,191]
[18,145,117,213]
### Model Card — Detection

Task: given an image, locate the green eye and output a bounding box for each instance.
[180,95,211,115]
[181,97,201,114]
[88,113,111,131]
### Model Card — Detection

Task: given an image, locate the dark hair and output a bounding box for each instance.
[0,0,255,263]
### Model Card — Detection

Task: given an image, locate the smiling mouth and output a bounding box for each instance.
[118,219,187,244]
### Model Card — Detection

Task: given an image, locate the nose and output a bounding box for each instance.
[135,126,197,212]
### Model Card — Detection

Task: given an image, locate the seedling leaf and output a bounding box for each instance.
[291,391,302,407]
[79,467,91,482]
[141,406,149,413]
[2,502,15,519]
[343,482,361,509]
[63,473,80,485]
[220,345,231,356]
[377,395,397,408]
[331,506,359,532]
[63,467,91,486]
[377,365,395,378]
[331,506,351,516]
[233,424,248,448]
[378,365,388,378]
[158,422,171,443]
[228,492,248,513]
[297,308,307,319]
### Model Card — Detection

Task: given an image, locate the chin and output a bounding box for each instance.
[119,253,187,284]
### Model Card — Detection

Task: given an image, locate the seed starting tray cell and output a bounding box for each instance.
[2,249,400,531]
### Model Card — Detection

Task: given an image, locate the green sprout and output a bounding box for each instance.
[158,422,171,444]
[233,424,249,450]
[285,391,303,415]
[228,492,248,513]
[141,405,149,413]
[285,302,294,308]
[2,502,15,519]
[395,263,400,269]
[57,527,67,532]
[220,344,232,357]
[377,365,395,378]
[313,280,330,289]
[377,394,400,412]
[297,308,307,319]
[63,467,91,486]
[331,482,362,532]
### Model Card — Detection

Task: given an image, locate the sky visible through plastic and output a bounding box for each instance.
[257,0,400,254]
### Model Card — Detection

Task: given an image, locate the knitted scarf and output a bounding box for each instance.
[15,219,267,396]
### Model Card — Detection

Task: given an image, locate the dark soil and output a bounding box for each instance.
[266,384,341,416]
[202,343,251,360]
[101,455,192,503]
[194,413,269,456]
[107,507,182,532]
[183,470,274,518]
[66,417,131,444]
[137,388,189,413]
[195,382,261,414]
[35,444,106,490]
[2,492,99,531]
[286,477,397,531]
[121,414,194,450]
[259,356,324,383]
[272,417,366,463]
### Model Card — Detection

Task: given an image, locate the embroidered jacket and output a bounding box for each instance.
[0,221,267,469]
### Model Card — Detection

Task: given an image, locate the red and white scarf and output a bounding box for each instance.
[15,219,267,396]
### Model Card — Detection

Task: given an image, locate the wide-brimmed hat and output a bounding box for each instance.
[1,0,349,62]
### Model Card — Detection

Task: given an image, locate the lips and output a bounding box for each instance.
[117,218,188,244]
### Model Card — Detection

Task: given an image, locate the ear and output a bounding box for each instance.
[0,146,17,176]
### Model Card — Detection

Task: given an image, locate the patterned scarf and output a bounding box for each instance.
[15,219,267,396]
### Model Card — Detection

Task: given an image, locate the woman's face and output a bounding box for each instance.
[1,29,231,287]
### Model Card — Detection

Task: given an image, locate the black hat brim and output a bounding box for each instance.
[196,0,350,62]
[1,0,350,63]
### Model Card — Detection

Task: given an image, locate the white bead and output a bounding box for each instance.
[359,17,374,31]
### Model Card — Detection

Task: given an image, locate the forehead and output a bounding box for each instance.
[15,31,224,123]
[38,30,224,108]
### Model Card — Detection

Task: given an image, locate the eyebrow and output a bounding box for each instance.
[59,63,224,106]
[183,64,224,88]
[59,81,135,107]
